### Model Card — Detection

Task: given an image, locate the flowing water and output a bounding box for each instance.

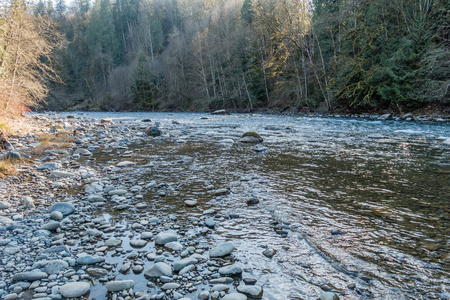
[67,112,449,299]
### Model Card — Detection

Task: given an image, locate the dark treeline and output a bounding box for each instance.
[39,0,449,112]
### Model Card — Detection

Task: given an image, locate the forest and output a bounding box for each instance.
[1,0,449,115]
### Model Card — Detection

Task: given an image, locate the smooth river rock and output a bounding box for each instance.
[59,282,91,298]
[48,202,75,216]
[13,271,48,281]
[106,280,135,292]
[222,293,247,300]
[173,257,198,271]
[209,242,235,258]
[219,263,244,276]
[154,230,178,245]
[144,262,173,279]
[237,285,263,298]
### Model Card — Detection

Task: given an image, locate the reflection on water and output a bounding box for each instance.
[70,112,449,299]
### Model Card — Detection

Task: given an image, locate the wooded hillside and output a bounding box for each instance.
[2,0,449,113]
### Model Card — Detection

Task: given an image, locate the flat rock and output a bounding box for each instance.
[49,171,75,178]
[210,242,235,258]
[86,268,109,278]
[184,199,198,207]
[106,280,134,292]
[87,195,105,203]
[37,162,62,170]
[59,282,90,298]
[161,283,181,290]
[222,293,247,300]
[130,239,147,248]
[13,271,48,281]
[155,230,177,245]
[144,262,172,279]
[219,263,244,276]
[209,277,234,284]
[76,254,105,265]
[0,239,11,246]
[108,189,127,196]
[86,229,102,237]
[141,232,153,239]
[165,241,183,251]
[320,292,340,300]
[41,221,60,231]
[237,285,263,298]
[174,257,197,271]
[48,202,75,216]
[0,201,10,209]
[116,161,136,168]
[105,238,122,247]
[212,284,231,292]
[32,260,69,274]
[0,216,14,225]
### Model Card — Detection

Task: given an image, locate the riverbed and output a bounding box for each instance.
[1,112,449,300]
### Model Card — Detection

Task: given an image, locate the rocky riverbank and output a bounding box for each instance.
[0,113,297,300]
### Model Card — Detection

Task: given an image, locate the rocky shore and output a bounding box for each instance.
[0,114,283,300]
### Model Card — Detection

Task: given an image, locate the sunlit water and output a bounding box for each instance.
[61,112,449,299]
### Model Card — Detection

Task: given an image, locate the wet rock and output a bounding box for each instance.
[4,293,18,300]
[141,232,153,240]
[198,291,210,299]
[33,260,69,274]
[106,280,135,292]
[48,202,75,216]
[161,282,181,290]
[117,161,136,168]
[86,229,102,237]
[246,197,259,205]
[222,293,247,300]
[130,239,147,248]
[133,265,144,274]
[184,199,198,207]
[0,201,10,209]
[86,268,109,278]
[212,284,230,292]
[108,189,127,196]
[209,242,235,258]
[144,262,172,279]
[237,285,263,298]
[379,113,393,121]
[219,263,244,276]
[145,126,162,137]
[59,282,91,298]
[13,271,48,281]
[205,218,216,228]
[243,278,257,285]
[179,265,195,275]
[165,241,183,251]
[214,189,229,196]
[76,254,105,265]
[155,230,177,245]
[320,292,340,300]
[209,278,234,284]
[219,139,234,144]
[101,118,113,123]
[252,144,268,152]
[211,109,230,115]
[174,257,198,271]
[74,148,93,156]
[119,262,132,274]
[239,132,263,143]
[262,249,276,258]
[105,238,122,247]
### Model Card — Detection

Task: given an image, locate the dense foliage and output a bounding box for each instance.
[3,0,449,113]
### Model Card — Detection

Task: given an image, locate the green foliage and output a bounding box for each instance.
[131,54,159,110]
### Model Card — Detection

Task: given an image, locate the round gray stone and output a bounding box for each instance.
[106,280,135,292]
[59,282,90,298]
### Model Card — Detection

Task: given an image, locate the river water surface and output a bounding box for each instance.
[66,112,449,299]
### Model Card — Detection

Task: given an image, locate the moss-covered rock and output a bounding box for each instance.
[239,132,263,143]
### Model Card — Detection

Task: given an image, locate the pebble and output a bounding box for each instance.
[222,293,247,300]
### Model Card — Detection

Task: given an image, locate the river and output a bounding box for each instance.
[61,112,449,299]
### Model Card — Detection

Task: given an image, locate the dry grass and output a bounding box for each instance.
[0,160,17,178]
[29,132,75,156]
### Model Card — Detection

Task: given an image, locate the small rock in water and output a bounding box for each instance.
[59,282,91,298]
[106,280,135,292]
[320,292,340,300]
[154,230,178,245]
[237,285,263,298]
[205,218,216,228]
[130,239,147,248]
[209,242,235,258]
[117,161,136,168]
[184,199,198,207]
[222,293,247,300]
[144,262,173,279]
[161,282,181,290]
[246,197,259,205]
[219,263,244,276]
[262,248,276,258]
[165,241,183,251]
